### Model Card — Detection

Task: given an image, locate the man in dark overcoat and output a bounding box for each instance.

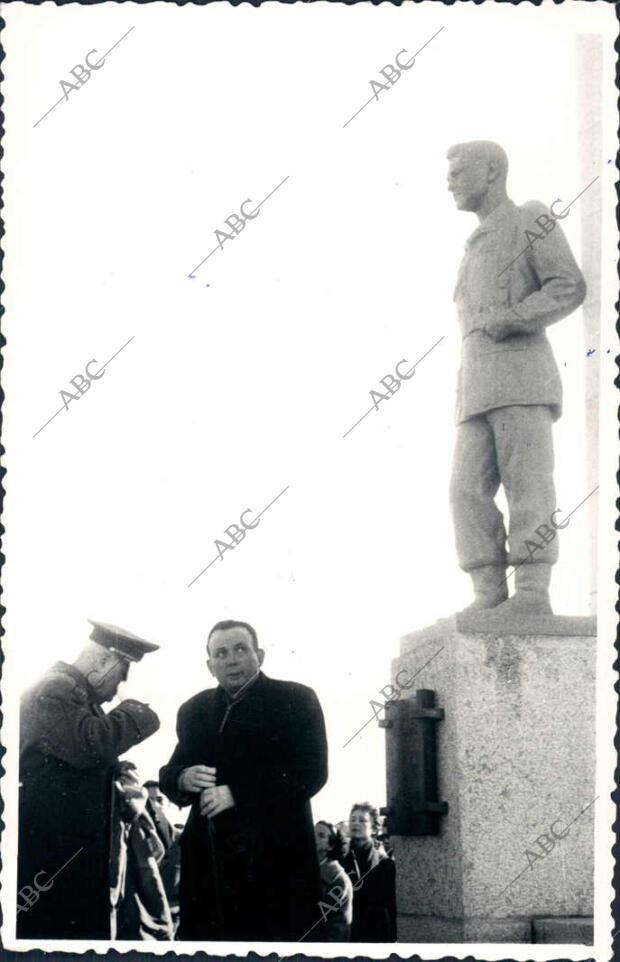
[159,619,328,942]
[447,140,586,615]
[17,620,161,940]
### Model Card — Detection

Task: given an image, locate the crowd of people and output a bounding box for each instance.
[313,805,396,942]
[17,618,395,943]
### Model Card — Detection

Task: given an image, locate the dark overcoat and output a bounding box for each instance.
[342,843,396,942]
[159,672,328,941]
[17,662,159,939]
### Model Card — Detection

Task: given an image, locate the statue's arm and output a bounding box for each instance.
[486,202,586,341]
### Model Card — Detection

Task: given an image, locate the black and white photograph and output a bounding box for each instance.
[1,1,618,958]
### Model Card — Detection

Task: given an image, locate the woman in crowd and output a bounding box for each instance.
[342,802,396,942]
[314,821,353,941]
[335,820,351,856]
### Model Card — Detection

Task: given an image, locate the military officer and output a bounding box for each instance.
[447,141,586,614]
[17,620,161,939]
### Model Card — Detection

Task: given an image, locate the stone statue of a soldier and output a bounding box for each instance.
[447,141,586,615]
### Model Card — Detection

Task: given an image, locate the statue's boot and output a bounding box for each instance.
[460,565,508,614]
[491,563,553,615]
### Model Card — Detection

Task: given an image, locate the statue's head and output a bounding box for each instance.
[446,140,508,213]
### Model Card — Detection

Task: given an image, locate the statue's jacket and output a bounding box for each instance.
[453,198,586,424]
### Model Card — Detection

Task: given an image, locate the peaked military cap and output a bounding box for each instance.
[88,619,160,662]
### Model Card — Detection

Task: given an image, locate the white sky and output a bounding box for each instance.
[2,0,617,842]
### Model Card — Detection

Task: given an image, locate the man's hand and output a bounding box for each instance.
[178,765,217,793]
[199,785,235,818]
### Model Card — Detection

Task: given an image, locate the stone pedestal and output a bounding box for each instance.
[389,614,596,944]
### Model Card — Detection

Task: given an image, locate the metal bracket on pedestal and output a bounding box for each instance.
[379,688,448,836]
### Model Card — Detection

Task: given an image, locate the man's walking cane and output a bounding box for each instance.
[207,816,225,937]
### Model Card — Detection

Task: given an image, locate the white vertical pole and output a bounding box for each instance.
[575,34,602,616]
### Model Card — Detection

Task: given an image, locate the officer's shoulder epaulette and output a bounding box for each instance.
[37,670,87,703]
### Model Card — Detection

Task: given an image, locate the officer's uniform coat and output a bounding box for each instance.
[159,671,328,941]
[17,662,159,939]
